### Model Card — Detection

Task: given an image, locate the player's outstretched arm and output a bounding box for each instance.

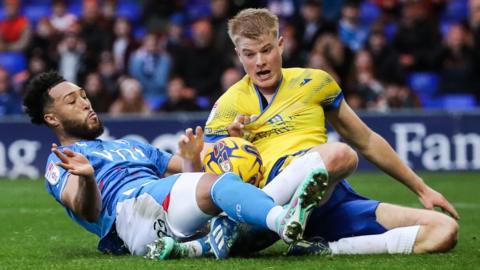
[326,100,459,219]
[52,143,102,222]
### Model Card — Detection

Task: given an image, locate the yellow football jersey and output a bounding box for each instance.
[204,68,343,187]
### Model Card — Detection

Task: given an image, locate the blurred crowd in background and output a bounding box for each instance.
[0,0,479,118]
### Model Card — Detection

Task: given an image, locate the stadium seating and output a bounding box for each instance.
[383,23,397,42]
[116,2,141,24]
[359,1,380,26]
[21,0,52,4]
[440,21,452,37]
[134,26,146,41]
[407,72,442,108]
[407,72,440,93]
[0,52,27,75]
[67,3,82,17]
[441,0,468,23]
[196,96,211,110]
[441,94,477,111]
[22,4,51,24]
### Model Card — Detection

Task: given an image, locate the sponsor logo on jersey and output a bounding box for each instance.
[250,126,294,142]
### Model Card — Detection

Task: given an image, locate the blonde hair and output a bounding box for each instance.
[227,8,279,45]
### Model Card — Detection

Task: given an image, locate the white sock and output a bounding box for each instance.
[265,205,284,231]
[186,240,204,257]
[262,152,326,205]
[328,225,420,255]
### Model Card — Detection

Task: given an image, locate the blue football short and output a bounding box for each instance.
[269,149,387,241]
[304,180,386,241]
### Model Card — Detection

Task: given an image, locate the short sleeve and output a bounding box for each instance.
[317,71,344,111]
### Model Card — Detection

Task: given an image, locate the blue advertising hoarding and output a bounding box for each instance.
[0,111,478,179]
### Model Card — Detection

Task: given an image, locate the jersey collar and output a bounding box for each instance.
[253,74,284,113]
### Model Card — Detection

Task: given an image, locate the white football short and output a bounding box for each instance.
[115,173,211,255]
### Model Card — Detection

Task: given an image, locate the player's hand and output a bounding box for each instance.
[178,126,204,160]
[51,143,94,178]
[227,114,251,137]
[418,185,459,220]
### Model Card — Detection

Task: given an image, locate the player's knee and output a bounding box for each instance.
[196,173,222,215]
[326,142,358,180]
[426,214,459,253]
[434,215,458,252]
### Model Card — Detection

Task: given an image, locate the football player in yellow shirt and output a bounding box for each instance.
[202,8,458,256]
[147,8,459,260]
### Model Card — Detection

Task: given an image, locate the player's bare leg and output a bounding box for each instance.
[321,203,458,255]
[375,203,458,253]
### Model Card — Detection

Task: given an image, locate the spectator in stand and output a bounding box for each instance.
[0,0,31,52]
[57,32,86,84]
[338,1,369,52]
[129,33,171,108]
[346,50,386,110]
[471,0,480,48]
[322,0,347,23]
[292,0,336,54]
[111,17,139,74]
[98,51,121,97]
[220,67,243,93]
[468,0,480,100]
[84,72,113,113]
[310,33,352,81]
[344,91,364,111]
[101,0,117,34]
[393,0,442,71]
[79,0,112,74]
[141,0,178,33]
[306,52,341,83]
[366,27,405,84]
[437,24,477,96]
[282,22,305,68]
[50,0,78,34]
[374,0,402,23]
[384,83,419,109]
[109,78,150,116]
[267,0,296,19]
[14,54,48,95]
[0,68,22,116]
[174,18,225,101]
[210,0,235,57]
[166,13,188,63]
[157,76,202,112]
[27,18,58,68]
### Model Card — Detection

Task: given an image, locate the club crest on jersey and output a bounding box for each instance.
[45,161,60,185]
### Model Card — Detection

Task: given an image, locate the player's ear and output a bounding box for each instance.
[234,47,245,65]
[278,36,284,54]
[44,113,60,127]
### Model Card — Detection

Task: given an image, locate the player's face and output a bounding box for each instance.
[45,81,104,140]
[235,33,284,93]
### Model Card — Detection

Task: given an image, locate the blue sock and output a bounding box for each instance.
[210,173,275,229]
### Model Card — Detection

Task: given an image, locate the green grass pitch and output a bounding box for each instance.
[0,172,479,270]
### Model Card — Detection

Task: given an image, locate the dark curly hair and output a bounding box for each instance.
[23,71,66,125]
